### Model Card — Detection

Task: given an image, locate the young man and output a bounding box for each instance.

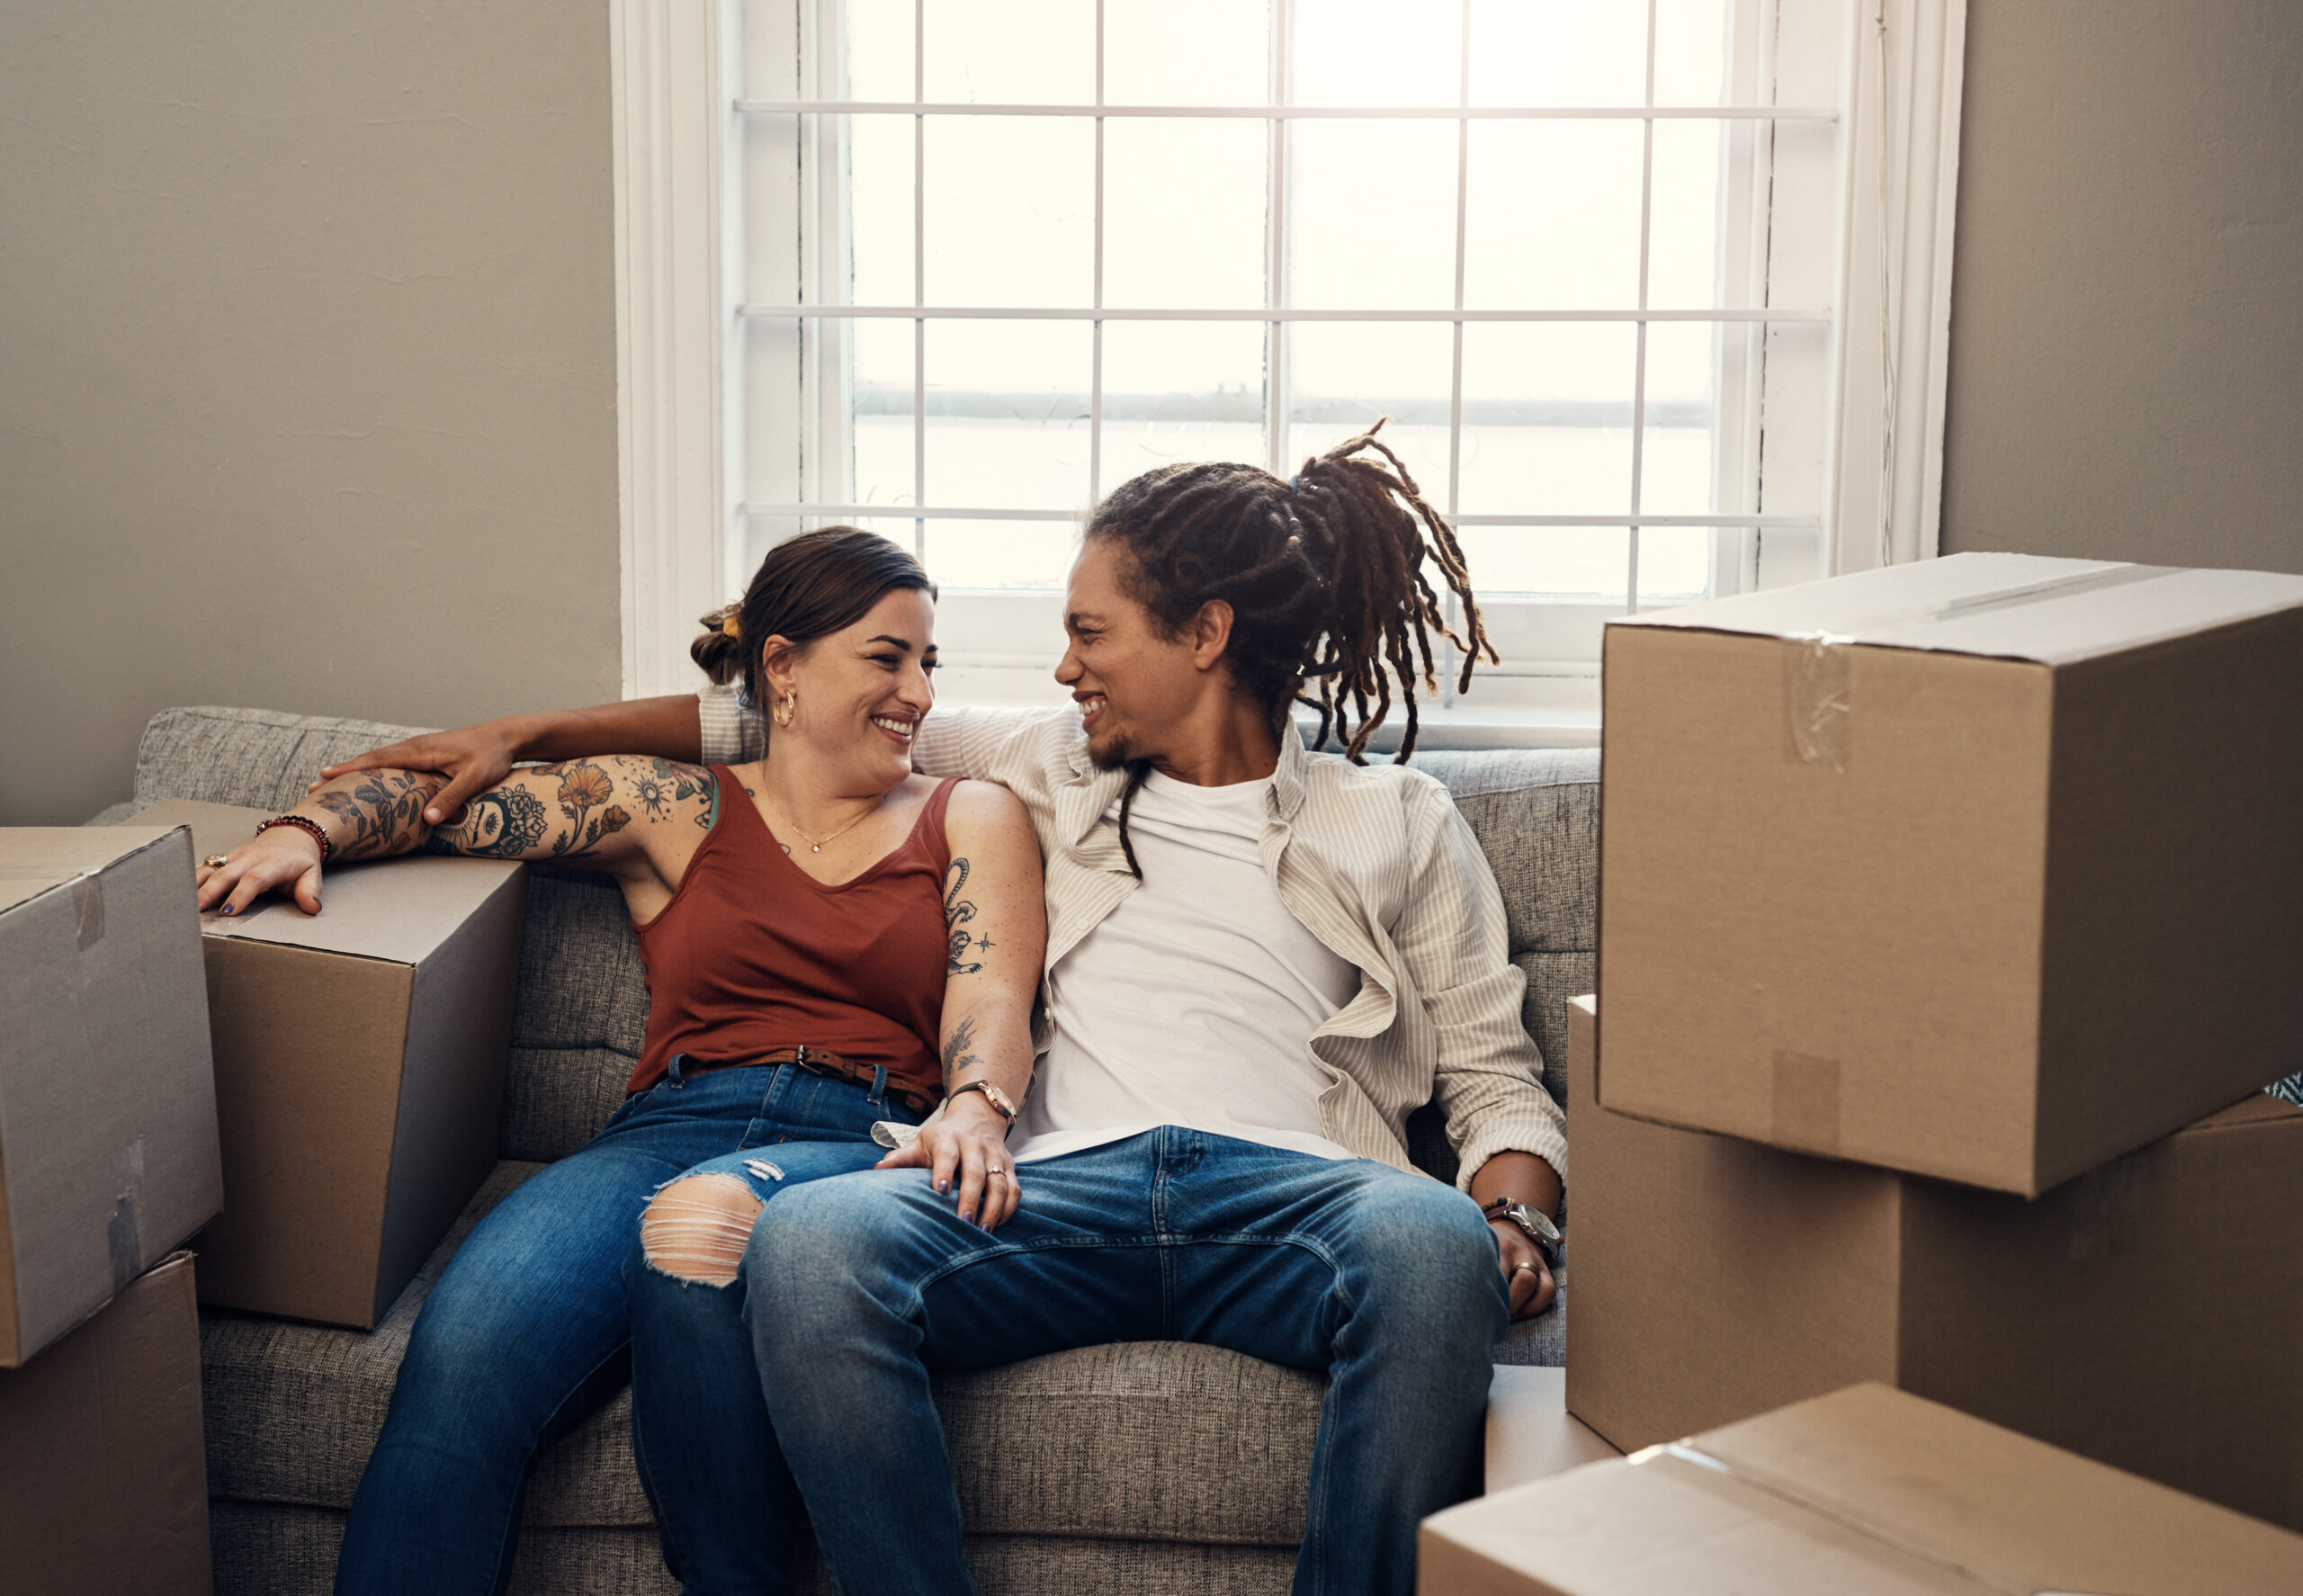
[326,430,1565,1595]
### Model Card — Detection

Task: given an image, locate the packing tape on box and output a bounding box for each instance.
[1633,1443,2119,1596]
[1770,1050,1842,1158]
[70,871,105,949]
[107,1137,148,1292]
[1781,633,1855,772]
[1778,564,2186,776]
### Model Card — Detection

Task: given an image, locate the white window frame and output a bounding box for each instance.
[612,0,1966,749]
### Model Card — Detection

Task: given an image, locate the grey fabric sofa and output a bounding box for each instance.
[94,705,1596,1596]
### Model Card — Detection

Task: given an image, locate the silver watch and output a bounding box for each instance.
[1482,1199,1563,1266]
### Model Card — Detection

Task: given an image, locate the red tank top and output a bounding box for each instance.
[626,770,959,1097]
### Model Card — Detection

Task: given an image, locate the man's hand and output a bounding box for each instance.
[1468,1150,1563,1321]
[874,1092,1019,1231]
[1491,1220,1557,1320]
[310,722,521,827]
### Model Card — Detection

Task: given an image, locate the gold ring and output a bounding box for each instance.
[202,854,231,870]
[988,1165,1005,1176]
[1512,1262,1538,1275]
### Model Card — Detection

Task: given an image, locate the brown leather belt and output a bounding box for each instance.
[680,1045,938,1116]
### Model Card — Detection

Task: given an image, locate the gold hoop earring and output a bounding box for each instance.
[770,690,797,729]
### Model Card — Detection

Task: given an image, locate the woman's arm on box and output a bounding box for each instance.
[201,755,720,917]
[307,695,713,827]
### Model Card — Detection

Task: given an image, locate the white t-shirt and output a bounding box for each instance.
[1013,769,1363,1164]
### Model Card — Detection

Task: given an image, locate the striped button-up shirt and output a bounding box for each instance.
[699,686,1568,1189]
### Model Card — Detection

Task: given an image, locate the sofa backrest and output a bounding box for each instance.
[109,706,1598,1179]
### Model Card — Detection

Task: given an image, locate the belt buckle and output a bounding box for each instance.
[791,1045,821,1071]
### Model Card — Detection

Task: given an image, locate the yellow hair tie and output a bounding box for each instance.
[721,614,741,639]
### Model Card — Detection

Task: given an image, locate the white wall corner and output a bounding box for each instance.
[1824,0,1967,577]
[613,0,729,701]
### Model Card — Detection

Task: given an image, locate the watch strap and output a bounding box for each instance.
[947,1079,1016,1121]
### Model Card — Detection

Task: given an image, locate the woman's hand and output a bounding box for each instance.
[874,1093,1020,1231]
[1492,1220,1558,1321]
[309,723,520,827]
[196,826,327,918]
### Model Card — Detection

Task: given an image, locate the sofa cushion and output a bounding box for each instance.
[205,1161,1565,1544]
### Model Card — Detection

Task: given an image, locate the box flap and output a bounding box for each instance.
[2176,1089,2303,1134]
[1610,552,2303,667]
[1686,1384,2303,1594]
[0,829,185,917]
[127,799,524,968]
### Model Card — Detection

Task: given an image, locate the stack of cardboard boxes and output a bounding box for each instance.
[0,801,525,1593]
[0,825,223,1592]
[1429,553,2303,1592]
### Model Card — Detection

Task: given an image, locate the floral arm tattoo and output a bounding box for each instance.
[415,756,712,863]
[312,770,448,861]
[943,856,996,974]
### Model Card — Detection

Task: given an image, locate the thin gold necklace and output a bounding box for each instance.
[762,789,880,855]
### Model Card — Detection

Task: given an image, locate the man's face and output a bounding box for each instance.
[1054,538,1207,770]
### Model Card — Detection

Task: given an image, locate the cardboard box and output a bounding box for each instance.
[1420,1382,2303,1596]
[129,799,525,1328]
[0,826,222,1366]
[1563,994,2303,1531]
[1484,1367,1618,1494]
[0,1251,211,1593]
[1599,552,2303,1194]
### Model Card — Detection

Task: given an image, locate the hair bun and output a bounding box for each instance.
[690,603,747,685]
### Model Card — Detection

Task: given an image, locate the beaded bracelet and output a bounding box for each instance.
[255,813,334,864]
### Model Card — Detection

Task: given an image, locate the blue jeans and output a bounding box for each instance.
[743,1128,1509,1596]
[334,1059,919,1596]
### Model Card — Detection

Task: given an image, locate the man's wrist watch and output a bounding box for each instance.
[946,1079,1017,1122]
[1482,1199,1563,1266]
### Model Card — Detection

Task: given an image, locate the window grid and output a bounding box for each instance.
[742,1,1838,607]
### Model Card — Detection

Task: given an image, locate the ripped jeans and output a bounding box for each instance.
[334,1057,919,1596]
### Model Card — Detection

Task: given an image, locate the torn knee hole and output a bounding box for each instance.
[641,1172,764,1287]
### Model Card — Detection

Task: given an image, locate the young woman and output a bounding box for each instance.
[198,527,1044,1596]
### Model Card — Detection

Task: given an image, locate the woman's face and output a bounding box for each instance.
[767,587,937,792]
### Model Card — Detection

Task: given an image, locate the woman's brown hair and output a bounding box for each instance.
[691,526,935,733]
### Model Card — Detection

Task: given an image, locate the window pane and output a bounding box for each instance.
[1103,120,1267,309]
[1639,320,1719,517]
[923,0,1093,103]
[1285,321,1452,492]
[1646,119,1725,309]
[924,116,1093,306]
[1461,526,1629,598]
[923,318,1092,513]
[1635,526,1712,601]
[925,520,1080,589]
[1652,0,1731,106]
[1293,0,1460,107]
[1105,0,1268,106]
[840,0,916,101]
[847,114,914,305]
[1100,321,1268,493]
[1288,119,1457,310]
[746,316,803,500]
[1462,121,1644,309]
[1458,322,1637,516]
[1468,0,1644,109]
[852,318,918,512]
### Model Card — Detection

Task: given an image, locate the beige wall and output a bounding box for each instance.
[1942,1,2303,575]
[0,3,623,824]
